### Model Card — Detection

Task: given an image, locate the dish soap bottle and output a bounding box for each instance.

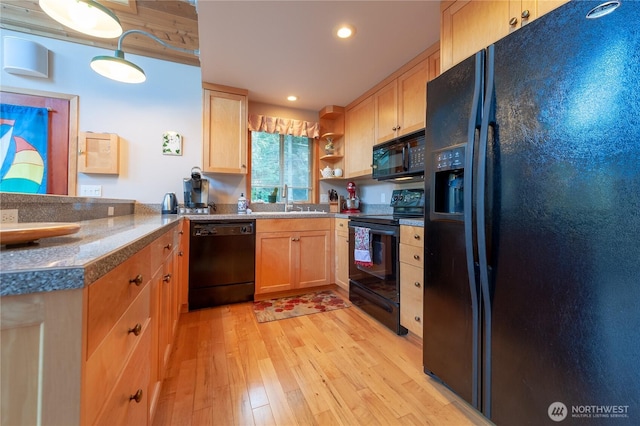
[237,193,247,214]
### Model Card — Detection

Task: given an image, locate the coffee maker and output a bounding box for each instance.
[183,166,210,212]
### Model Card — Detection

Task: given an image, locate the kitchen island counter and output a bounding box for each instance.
[0,214,180,296]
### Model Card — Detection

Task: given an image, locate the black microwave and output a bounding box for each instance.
[372,129,425,181]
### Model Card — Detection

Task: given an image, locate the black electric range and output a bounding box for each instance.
[347,188,424,335]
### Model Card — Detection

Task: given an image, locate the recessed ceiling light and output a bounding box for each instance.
[336,25,355,39]
[287,95,297,102]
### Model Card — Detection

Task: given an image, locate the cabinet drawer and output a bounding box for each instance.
[151,229,175,270]
[335,218,349,233]
[85,285,150,423]
[87,245,151,358]
[400,262,423,337]
[400,225,424,248]
[92,326,151,426]
[400,243,423,268]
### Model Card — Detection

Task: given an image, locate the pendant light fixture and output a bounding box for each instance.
[39,0,122,38]
[90,30,200,83]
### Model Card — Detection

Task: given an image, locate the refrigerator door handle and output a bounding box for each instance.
[478,44,496,418]
[464,50,485,411]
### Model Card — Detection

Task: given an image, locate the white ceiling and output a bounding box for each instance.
[197,1,441,112]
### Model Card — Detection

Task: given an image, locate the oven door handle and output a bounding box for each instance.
[349,226,397,237]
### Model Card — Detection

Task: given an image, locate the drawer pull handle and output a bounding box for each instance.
[414,234,420,240]
[509,17,518,26]
[129,389,143,403]
[521,9,530,19]
[413,254,420,260]
[129,275,143,286]
[163,274,171,283]
[339,223,344,227]
[179,230,184,235]
[178,251,184,256]
[164,243,173,250]
[128,323,142,336]
[414,316,421,322]
[414,281,421,288]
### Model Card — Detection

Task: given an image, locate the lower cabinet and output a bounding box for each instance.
[255,218,331,296]
[334,218,349,290]
[399,224,424,338]
[1,222,184,426]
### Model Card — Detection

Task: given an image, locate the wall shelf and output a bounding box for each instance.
[319,154,344,162]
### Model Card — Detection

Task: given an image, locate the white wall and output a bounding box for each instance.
[1,29,202,204]
[1,30,415,207]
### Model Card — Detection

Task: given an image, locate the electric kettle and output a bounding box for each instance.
[161,192,178,214]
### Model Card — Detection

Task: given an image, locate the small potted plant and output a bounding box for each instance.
[268,187,278,203]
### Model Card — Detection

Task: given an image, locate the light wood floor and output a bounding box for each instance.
[152,288,492,426]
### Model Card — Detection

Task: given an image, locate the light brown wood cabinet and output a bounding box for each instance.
[148,226,182,424]
[399,225,424,338]
[345,96,375,178]
[255,218,331,296]
[375,59,430,144]
[202,83,249,174]
[334,218,349,291]
[78,132,119,174]
[440,0,569,71]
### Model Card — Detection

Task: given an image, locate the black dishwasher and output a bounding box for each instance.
[188,221,255,310]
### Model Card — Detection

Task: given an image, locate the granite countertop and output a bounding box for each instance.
[0,215,180,297]
[0,211,423,297]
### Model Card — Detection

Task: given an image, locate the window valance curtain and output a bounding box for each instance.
[248,114,320,139]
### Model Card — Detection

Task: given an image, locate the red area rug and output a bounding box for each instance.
[253,290,351,323]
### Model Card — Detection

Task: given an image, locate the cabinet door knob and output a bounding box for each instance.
[339,223,344,227]
[509,17,518,26]
[128,323,142,336]
[413,254,420,260]
[179,230,184,235]
[163,274,171,283]
[414,281,421,288]
[414,316,421,322]
[129,389,143,403]
[129,274,143,286]
[178,251,184,256]
[413,234,420,240]
[521,9,530,19]
[392,126,397,131]
[164,243,172,250]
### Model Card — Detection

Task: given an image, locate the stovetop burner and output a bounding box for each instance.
[351,188,424,225]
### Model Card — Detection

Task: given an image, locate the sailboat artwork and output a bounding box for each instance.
[0,104,48,193]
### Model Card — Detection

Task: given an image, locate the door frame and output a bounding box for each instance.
[1,86,79,196]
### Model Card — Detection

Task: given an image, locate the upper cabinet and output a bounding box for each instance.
[440,0,569,71]
[345,96,375,178]
[202,83,248,174]
[78,132,119,175]
[375,58,430,144]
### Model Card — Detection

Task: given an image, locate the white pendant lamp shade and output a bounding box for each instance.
[90,50,146,83]
[39,0,122,38]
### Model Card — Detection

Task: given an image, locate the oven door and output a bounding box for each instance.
[348,222,399,303]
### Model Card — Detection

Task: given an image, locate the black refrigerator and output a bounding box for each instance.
[423,1,640,425]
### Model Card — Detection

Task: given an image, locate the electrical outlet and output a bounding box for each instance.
[80,185,102,197]
[108,206,114,216]
[0,209,19,223]
[320,194,329,203]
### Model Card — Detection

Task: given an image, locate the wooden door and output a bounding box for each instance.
[345,96,375,178]
[202,89,248,174]
[440,0,511,71]
[255,232,295,294]
[334,227,349,291]
[374,81,398,144]
[397,59,429,137]
[297,230,331,288]
[1,90,76,194]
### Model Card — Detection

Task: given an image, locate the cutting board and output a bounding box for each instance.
[0,222,81,245]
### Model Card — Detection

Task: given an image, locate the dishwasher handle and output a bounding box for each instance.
[191,222,254,237]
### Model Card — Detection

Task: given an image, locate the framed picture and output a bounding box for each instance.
[162,131,182,156]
